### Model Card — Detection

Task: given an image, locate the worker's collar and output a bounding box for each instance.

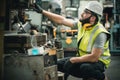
[82,22,98,30]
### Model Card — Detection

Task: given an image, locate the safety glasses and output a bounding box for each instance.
[84,9,92,14]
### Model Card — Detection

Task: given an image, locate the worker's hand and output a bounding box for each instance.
[70,57,78,63]
[33,3,43,13]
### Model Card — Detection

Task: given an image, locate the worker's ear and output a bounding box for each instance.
[90,16,96,22]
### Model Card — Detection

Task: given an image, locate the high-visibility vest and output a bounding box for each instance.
[77,22,111,68]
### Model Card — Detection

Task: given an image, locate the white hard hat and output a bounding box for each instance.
[85,1,103,16]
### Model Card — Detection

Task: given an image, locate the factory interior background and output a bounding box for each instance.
[0,0,120,80]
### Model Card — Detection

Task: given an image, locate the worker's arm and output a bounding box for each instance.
[70,33,107,63]
[42,10,74,28]
[70,48,102,63]
[33,3,75,28]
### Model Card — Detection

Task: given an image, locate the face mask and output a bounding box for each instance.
[79,15,92,25]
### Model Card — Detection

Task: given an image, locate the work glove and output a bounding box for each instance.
[33,3,43,13]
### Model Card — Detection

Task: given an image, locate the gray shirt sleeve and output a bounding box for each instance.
[72,21,79,29]
[93,32,107,49]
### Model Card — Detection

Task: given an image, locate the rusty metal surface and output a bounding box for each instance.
[3,54,57,80]
[4,33,47,53]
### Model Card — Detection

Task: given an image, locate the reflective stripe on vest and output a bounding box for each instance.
[77,22,111,68]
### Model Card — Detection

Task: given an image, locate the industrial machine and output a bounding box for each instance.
[4,53,57,80]
[4,33,47,54]
[3,0,62,80]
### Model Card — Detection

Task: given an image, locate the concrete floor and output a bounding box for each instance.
[66,55,120,80]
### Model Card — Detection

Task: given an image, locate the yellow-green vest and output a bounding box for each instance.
[77,22,111,68]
